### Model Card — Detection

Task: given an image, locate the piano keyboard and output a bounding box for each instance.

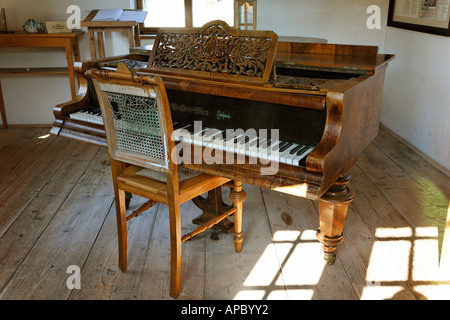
[172,123,314,167]
[69,108,103,125]
[68,111,314,167]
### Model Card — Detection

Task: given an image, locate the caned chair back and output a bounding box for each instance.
[92,70,174,172]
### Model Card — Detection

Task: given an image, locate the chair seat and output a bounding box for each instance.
[136,166,201,183]
[117,165,230,205]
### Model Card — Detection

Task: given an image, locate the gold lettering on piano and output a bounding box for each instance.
[170,102,209,116]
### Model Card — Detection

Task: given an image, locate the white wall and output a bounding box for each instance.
[382,27,450,171]
[257,0,389,50]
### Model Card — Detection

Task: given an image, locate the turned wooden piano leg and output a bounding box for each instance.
[316,174,355,265]
[230,181,246,253]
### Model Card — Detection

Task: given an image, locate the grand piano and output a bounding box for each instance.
[51,20,394,264]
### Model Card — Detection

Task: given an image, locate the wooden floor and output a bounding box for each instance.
[0,126,449,300]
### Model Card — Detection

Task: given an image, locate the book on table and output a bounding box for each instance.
[92,9,147,23]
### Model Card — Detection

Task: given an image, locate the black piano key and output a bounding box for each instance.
[184,124,194,133]
[257,138,267,148]
[204,129,219,138]
[88,107,101,115]
[234,134,245,143]
[294,148,312,166]
[279,142,293,152]
[237,135,250,145]
[225,133,238,143]
[173,122,187,130]
[249,137,259,147]
[212,130,225,139]
[290,144,304,155]
[273,141,286,151]
[296,146,309,156]
[224,131,235,139]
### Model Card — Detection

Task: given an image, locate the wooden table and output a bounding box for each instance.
[81,10,142,59]
[0,32,82,99]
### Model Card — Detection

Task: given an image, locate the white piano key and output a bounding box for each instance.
[237,134,256,154]
[238,139,255,157]
[259,140,281,160]
[173,124,194,142]
[192,128,209,145]
[249,140,261,157]
[202,129,223,145]
[279,143,300,164]
[209,138,226,152]
[225,133,243,152]
[69,110,104,125]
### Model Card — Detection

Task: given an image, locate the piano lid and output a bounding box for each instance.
[276,41,394,74]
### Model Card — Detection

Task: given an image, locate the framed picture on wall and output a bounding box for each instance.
[388,0,450,36]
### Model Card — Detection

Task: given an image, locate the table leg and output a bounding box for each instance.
[88,28,97,59]
[97,32,106,59]
[0,81,7,129]
[65,41,77,99]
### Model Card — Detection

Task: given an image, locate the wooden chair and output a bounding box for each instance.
[89,64,245,298]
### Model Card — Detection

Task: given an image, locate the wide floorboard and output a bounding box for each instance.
[0,126,449,300]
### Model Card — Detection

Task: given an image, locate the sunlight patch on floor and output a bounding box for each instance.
[233,179,450,300]
[233,222,450,300]
[234,230,325,300]
[362,226,450,299]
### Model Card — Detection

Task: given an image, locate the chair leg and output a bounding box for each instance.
[116,189,128,271]
[168,202,181,298]
[230,181,246,253]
